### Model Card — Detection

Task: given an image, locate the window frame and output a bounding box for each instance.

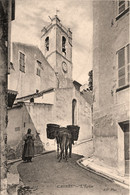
[116,0,129,20]
[116,44,130,91]
[126,44,130,83]
[45,36,49,51]
[118,0,126,14]
[19,51,26,73]
[36,67,41,77]
[36,60,42,77]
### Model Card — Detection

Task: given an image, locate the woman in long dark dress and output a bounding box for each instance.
[22,129,35,162]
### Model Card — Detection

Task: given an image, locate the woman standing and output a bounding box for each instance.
[22,129,35,162]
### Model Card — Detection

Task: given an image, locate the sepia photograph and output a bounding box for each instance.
[0,0,129,194]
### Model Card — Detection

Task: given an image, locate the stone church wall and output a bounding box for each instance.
[54,88,73,127]
[54,88,92,142]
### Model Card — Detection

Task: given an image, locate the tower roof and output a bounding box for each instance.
[41,15,72,38]
[51,15,60,23]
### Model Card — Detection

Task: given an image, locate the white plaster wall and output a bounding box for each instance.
[8,43,57,98]
[25,103,56,150]
[34,92,55,104]
[7,105,37,149]
[54,88,92,142]
[7,107,23,147]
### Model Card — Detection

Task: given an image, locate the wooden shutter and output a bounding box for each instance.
[118,47,125,87]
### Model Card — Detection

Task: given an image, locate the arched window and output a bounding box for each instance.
[45,37,49,51]
[72,99,77,125]
[62,36,66,54]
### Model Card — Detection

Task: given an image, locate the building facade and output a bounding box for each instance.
[8,42,57,98]
[93,0,129,176]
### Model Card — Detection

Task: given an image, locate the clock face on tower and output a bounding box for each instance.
[62,61,68,73]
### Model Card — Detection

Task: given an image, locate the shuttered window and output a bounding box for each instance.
[118,0,129,14]
[117,44,130,88]
[119,0,125,14]
[127,44,130,83]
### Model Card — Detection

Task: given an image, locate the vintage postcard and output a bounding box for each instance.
[0,0,129,194]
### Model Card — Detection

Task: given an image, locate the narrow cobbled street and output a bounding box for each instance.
[17,152,129,195]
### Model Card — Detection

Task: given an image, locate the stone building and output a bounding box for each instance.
[0,0,16,194]
[7,15,93,159]
[93,1,129,176]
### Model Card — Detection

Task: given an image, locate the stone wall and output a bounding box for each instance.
[25,102,55,150]
[7,103,47,160]
[74,88,92,141]
[54,87,92,142]
[0,1,8,194]
[54,88,73,126]
[93,0,129,174]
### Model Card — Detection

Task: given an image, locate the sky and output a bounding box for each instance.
[11,0,93,85]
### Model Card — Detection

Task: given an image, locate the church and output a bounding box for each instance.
[7,15,92,159]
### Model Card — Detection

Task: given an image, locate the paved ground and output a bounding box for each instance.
[17,152,129,195]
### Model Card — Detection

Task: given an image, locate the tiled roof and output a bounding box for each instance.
[15,88,54,103]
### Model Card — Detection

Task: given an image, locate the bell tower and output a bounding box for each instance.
[41,15,73,88]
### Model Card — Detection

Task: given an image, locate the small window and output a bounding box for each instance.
[15,127,20,131]
[30,98,34,103]
[62,36,66,54]
[36,60,41,77]
[19,52,25,72]
[36,68,41,76]
[117,44,130,88]
[45,37,49,51]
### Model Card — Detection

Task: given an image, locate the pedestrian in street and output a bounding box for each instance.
[22,128,35,162]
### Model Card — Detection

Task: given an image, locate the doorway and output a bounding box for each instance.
[124,122,129,175]
[119,121,130,175]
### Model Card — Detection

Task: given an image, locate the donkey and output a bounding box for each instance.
[58,131,73,162]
